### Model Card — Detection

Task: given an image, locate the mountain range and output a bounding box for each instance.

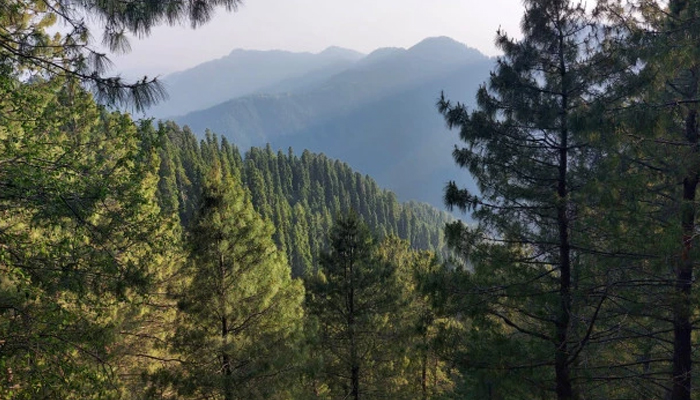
[148,37,495,215]
[149,46,365,119]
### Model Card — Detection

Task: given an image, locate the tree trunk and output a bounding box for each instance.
[351,365,360,400]
[671,108,697,400]
[555,155,573,400]
[555,33,573,400]
[220,252,234,400]
[421,342,428,400]
[348,257,359,400]
[667,3,699,398]
[222,316,234,400]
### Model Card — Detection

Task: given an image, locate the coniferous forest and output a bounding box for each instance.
[3,0,700,399]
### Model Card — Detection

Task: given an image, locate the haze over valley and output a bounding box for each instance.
[151,36,490,212]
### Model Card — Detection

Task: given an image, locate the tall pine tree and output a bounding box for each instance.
[597,0,700,397]
[436,0,629,397]
[306,212,401,400]
[169,164,304,400]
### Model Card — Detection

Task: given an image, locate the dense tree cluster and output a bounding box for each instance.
[4,0,700,399]
[0,77,452,398]
[155,122,452,277]
[434,0,700,399]
[0,64,453,400]
[0,70,176,399]
[0,0,453,398]
[305,213,454,399]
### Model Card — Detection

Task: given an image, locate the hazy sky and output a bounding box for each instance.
[107,0,525,79]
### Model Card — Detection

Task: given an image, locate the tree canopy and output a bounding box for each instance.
[1,0,242,110]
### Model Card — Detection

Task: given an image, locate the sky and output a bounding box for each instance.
[107,0,525,79]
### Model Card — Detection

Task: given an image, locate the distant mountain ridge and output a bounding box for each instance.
[149,46,365,118]
[153,37,494,215]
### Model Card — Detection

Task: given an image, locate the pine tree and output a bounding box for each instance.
[596,0,700,397]
[170,164,304,400]
[306,212,400,399]
[375,236,456,399]
[0,0,243,109]
[436,1,628,397]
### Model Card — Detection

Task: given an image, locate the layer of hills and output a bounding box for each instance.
[149,46,365,119]
[149,37,494,214]
[157,122,453,277]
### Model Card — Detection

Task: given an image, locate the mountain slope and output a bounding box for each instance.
[282,65,489,210]
[176,38,489,147]
[156,122,453,277]
[174,37,493,212]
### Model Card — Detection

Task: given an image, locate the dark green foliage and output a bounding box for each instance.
[435,0,636,398]
[154,122,453,278]
[302,216,456,399]
[430,1,700,399]
[305,213,400,399]
[1,0,245,111]
[595,1,700,398]
[168,164,304,400]
[13,0,700,398]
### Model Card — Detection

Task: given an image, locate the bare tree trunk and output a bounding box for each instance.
[222,316,234,400]
[421,342,428,400]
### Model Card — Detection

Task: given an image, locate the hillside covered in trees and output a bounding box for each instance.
[0,77,453,398]
[170,37,491,211]
[4,0,700,399]
[156,122,452,277]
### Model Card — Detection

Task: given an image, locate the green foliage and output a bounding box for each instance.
[435,0,636,398]
[12,1,700,398]
[431,1,700,399]
[0,0,242,110]
[300,215,457,400]
[0,77,453,398]
[166,164,305,400]
[376,236,458,399]
[154,122,453,278]
[0,74,173,398]
[594,1,700,398]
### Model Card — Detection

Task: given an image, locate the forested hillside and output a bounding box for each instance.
[174,37,491,210]
[0,78,453,398]
[156,122,452,276]
[5,0,700,399]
